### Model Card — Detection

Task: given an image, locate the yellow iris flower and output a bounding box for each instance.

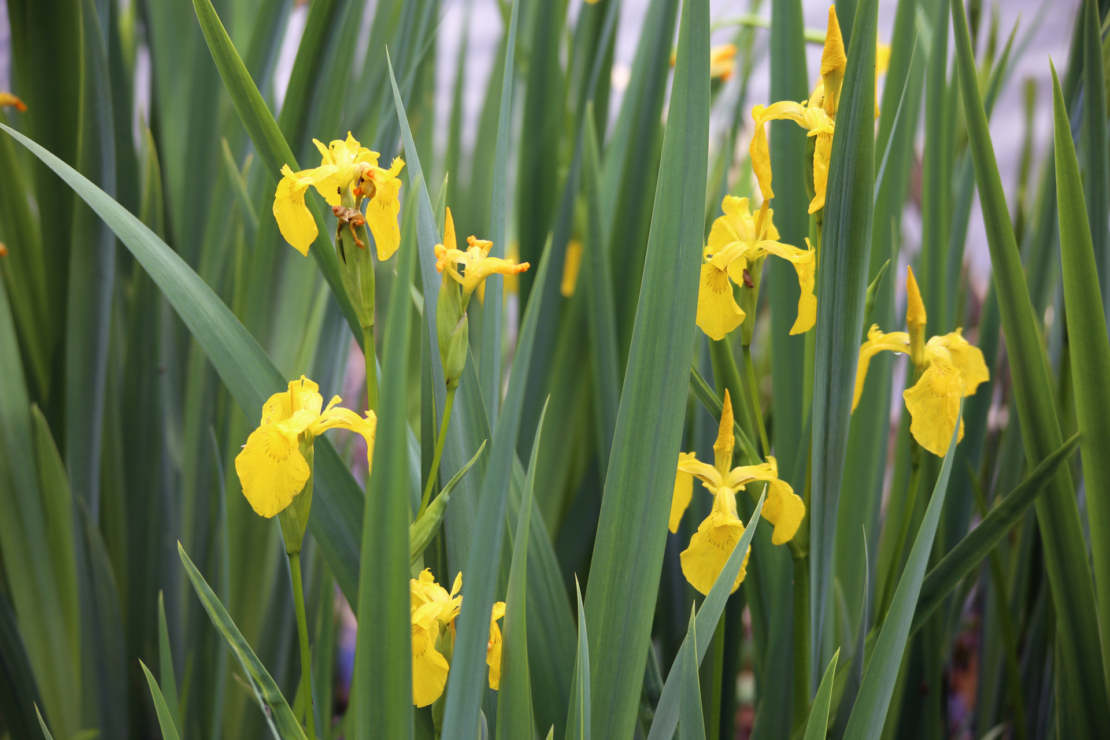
[234,376,376,518]
[696,196,816,341]
[852,267,990,456]
[409,569,506,707]
[272,132,404,259]
[435,207,530,300]
[669,392,805,595]
[710,44,738,81]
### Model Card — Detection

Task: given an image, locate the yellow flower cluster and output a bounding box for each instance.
[234,376,376,518]
[409,569,505,708]
[669,392,805,594]
[272,133,404,259]
[696,196,816,340]
[853,267,990,456]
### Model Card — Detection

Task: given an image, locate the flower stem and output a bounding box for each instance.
[288,552,316,740]
[417,385,457,518]
[742,343,771,458]
[791,555,811,731]
[876,438,923,625]
[708,617,726,740]
[363,324,378,414]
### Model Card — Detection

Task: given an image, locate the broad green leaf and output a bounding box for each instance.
[767,0,810,484]
[1052,59,1110,690]
[498,402,548,739]
[179,543,307,740]
[842,405,962,738]
[583,0,708,734]
[804,650,840,740]
[275,0,343,150]
[140,661,182,740]
[678,608,705,740]
[478,0,521,424]
[582,104,620,470]
[809,0,878,672]
[0,121,366,605]
[66,0,115,515]
[912,434,1079,637]
[645,494,765,740]
[190,0,363,345]
[952,0,1110,728]
[566,580,591,740]
[353,170,417,737]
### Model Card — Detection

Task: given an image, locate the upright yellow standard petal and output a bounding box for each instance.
[411,604,450,708]
[680,491,750,595]
[234,425,310,518]
[671,452,698,533]
[852,326,911,411]
[487,602,506,690]
[819,6,847,117]
[696,262,745,341]
[904,358,964,456]
[713,391,736,472]
[365,158,405,261]
[927,330,990,397]
[273,165,320,255]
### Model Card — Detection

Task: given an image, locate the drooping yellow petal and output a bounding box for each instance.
[234,425,310,518]
[679,491,750,596]
[411,605,449,708]
[679,457,725,491]
[853,325,911,411]
[561,239,584,297]
[313,407,378,467]
[671,452,698,533]
[759,241,817,334]
[273,165,321,255]
[487,602,506,690]
[750,102,809,201]
[696,262,745,341]
[904,358,964,456]
[809,131,833,214]
[726,457,805,545]
[927,330,990,397]
[0,92,27,112]
[820,6,847,117]
[365,158,405,261]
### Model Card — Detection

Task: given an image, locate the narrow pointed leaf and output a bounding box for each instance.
[566,580,591,740]
[140,661,182,740]
[678,608,706,740]
[804,650,841,740]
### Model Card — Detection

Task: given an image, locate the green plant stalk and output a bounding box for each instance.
[417,386,457,518]
[708,617,726,740]
[363,324,378,415]
[792,554,810,731]
[742,343,771,458]
[288,552,317,740]
[877,438,923,625]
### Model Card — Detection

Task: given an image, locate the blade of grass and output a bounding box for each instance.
[498,402,548,738]
[645,495,765,740]
[140,661,183,740]
[583,0,708,734]
[809,0,878,676]
[952,0,1110,728]
[157,592,184,735]
[566,579,591,740]
[1052,59,1110,692]
[478,0,521,424]
[179,543,307,740]
[842,405,961,738]
[679,607,706,740]
[804,650,840,740]
[1080,0,1110,311]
